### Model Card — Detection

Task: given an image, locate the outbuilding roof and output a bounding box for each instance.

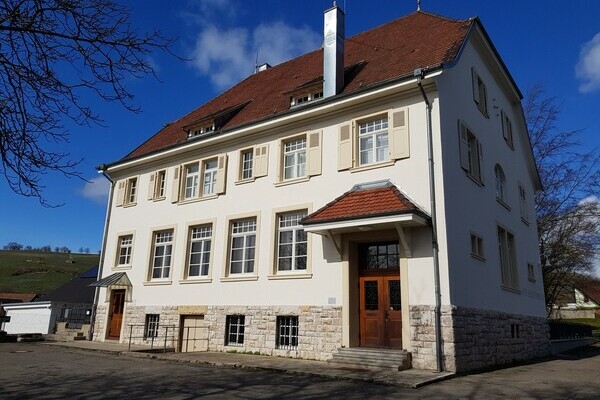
[123,11,472,161]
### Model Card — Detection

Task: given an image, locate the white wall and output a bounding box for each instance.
[3,302,55,334]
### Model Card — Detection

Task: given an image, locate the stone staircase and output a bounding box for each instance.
[327,347,412,371]
[45,331,87,342]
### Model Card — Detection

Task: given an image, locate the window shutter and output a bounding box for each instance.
[501,110,508,140]
[477,141,485,184]
[390,108,410,160]
[337,123,353,171]
[116,181,126,207]
[471,68,479,104]
[216,154,228,194]
[307,131,322,176]
[254,145,268,177]
[171,166,181,203]
[276,141,282,181]
[458,122,470,171]
[147,172,156,200]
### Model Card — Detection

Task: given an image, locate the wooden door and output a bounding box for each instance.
[180,315,207,352]
[107,289,125,339]
[359,276,402,348]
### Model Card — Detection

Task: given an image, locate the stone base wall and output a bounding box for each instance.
[98,303,342,361]
[91,304,107,340]
[410,305,550,372]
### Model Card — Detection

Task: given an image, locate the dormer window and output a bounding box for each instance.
[289,90,324,107]
[188,124,215,138]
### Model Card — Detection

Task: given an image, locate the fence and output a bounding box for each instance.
[549,320,592,340]
[57,304,92,329]
[127,324,176,352]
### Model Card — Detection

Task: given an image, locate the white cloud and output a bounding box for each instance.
[80,177,110,204]
[576,32,600,93]
[579,195,599,205]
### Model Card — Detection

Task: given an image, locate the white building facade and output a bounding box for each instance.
[92,8,548,372]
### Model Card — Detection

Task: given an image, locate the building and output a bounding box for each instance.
[551,275,600,319]
[91,6,548,372]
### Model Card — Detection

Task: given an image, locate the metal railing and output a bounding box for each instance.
[127,324,176,352]
[57,305,92,329]
[180,325,210,353]
[549,320,593,340]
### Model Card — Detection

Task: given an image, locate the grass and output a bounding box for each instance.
[0,250,99,294]
[561,318,600,329]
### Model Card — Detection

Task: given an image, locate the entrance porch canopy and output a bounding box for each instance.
[89,272,133,302]
[300,180,430,256]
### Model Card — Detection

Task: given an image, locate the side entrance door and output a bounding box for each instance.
[107,289,125,339]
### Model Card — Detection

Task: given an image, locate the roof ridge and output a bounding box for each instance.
[415,9,472,24]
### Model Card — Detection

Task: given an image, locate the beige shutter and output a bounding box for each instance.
[276,141,283,181]
[459,122,470,171]
[171,166,181,203]
[390,108,409,160]
[147,172,156,200]
[307,131,322,176]
[337,123,353,170]
[471,68,479,104]
[216,154,227,194]
[477,141,484,184]
[254,145,268,177]
[115,181,126,207]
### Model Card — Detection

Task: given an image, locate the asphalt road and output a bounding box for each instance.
[1,342,599,399]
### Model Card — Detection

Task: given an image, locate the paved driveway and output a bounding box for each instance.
[1,342,599,399]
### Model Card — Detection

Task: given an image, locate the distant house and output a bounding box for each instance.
[0,292,38,304]
[2,267,97,337]
[552,276,600,319]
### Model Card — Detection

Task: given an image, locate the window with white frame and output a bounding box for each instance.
[184,163,200,199]
[519,185,528,223]
[151,230,173,280]
[470,233,484,260]
[501,110,514,149]
[144,314,160,339]
[527,263,535,282]
[126,177,137,204]
[225,315,245,346]
[498,226,518,289]
[283,137,306,180]
[229,218,257,274]
[187,224,212,278]
[148,170,167,201]
[276,316,299,350]
[495,164,507,203]
[359,116,389,166]
[240,149,253,180]
[459,122,484,183]
[276,211,308,272]
[472,68,488,116]
[116,234,133,266]
[202,159,218,196]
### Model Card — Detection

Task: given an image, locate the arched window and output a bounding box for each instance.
[495,164,506,202]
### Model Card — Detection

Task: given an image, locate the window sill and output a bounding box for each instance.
[501,284,521,294]
[268,272,313,280]
[470,253,486,262]
[122,202,137,208]
[220,275,259,282]
[521,217,530,226]
[274,176,309,187]
[178,194,219,205]
[151,196,166,202]
[476,103,489,118]
[528,277,536,283]
[179,278,212,284]
[465,172,484,187]
[112,265,132,271]
[504,141,515,151]
[143,280,173,286]
[350,160,394,173]
[235,177,256,186]
[496,198,511,211]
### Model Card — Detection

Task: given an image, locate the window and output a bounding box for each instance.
[148,170,167,201]
[459,122,484,183]
[126,178,137,204]
[359,116,389,165]
[358,242,400,270]
[527,263,535,282]
[116,234,133,266]
[495,164,506,203]
[144,314,160,339]
[290,90,323,107]
[116,177,139,207]
[240,149,253,180]
[188,123,215,138]
[229,219,256,274]
[472,68,488,116]
[276,316,299,350]
[519,185,528,223]
[187,225,212,278]
[151,230,174,280]
[470,233,484,260]
[501,110,514,149]
[202,159,218,196]
[225,315,245,346]
[276,211,308,272]
[498,226,518,290]
[283,137,306,180]
[184,163,200,199]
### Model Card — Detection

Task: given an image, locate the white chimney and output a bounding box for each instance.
[323,3,345,98]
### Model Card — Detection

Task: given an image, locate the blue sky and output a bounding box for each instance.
[1,0,599,253]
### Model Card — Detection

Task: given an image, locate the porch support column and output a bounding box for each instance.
[395,223,412,352]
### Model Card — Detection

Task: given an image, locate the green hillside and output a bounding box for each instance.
[0,250,99,294]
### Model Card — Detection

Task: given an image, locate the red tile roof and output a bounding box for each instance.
[123,11,472,161]
[302,181,428,225]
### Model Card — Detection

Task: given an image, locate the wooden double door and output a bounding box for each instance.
[107,289,125,339]
[359,275,402,348]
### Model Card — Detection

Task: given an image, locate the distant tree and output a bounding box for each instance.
[525,84,600,315]
[60,247,70,253]
[54,247,60,253]
[40,245,51,252]
[3,242,23,250]
[24,245,32,251]
[0,0,178,205]
[84,248,90,254]
[78,247,84,254]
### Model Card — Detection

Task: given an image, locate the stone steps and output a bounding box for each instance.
[45,332,88,342]
[327,347,412,371]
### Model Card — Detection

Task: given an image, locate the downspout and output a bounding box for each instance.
[414,68,444,372]
[89,165,114,341]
